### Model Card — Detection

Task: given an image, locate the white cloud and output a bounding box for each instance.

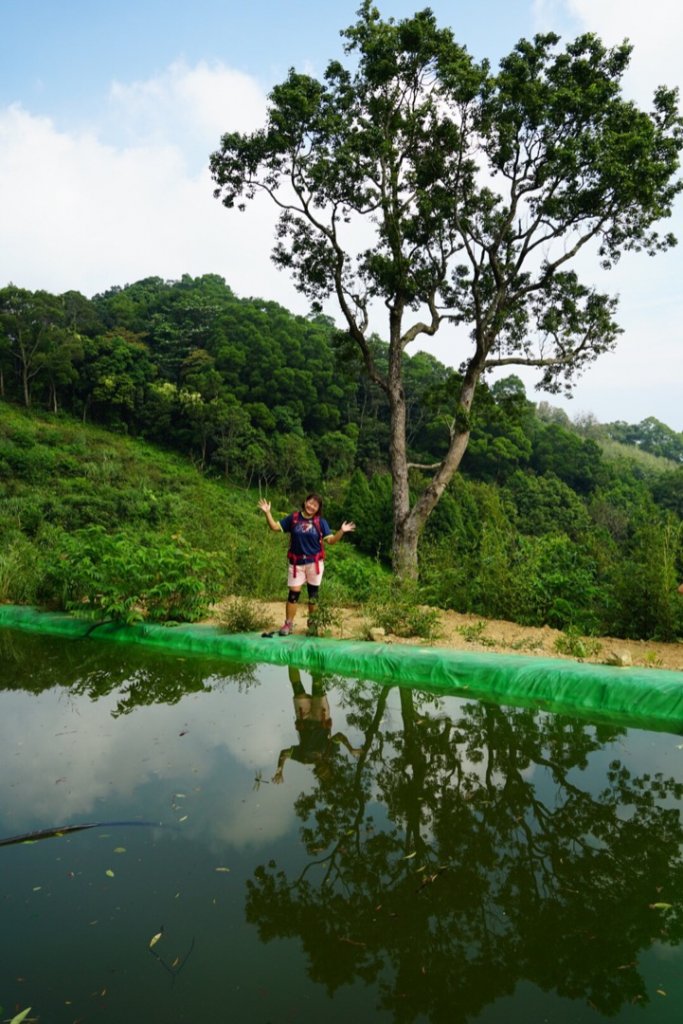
[0,42,681,428]
[107,59,268,156]
[566,1,683,98]
[0,674,301,849]
[534,1,683,104]
[0,62,305,310]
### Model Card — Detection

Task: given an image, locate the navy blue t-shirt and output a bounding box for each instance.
[279,512,333,563]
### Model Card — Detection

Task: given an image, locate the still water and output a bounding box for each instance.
[0,628,682,1024]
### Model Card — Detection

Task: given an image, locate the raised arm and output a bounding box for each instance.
[272,747,293,783]
[258,498,282,532]
[324,521,356,546]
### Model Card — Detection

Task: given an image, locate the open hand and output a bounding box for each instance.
[258,498,271,514]
[340,521,356,533]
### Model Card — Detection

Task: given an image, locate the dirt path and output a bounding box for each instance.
[210,599,683,673]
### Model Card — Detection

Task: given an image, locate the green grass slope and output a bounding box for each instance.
[0,403,381,624]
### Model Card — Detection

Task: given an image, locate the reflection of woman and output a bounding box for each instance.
[272,667,361,782]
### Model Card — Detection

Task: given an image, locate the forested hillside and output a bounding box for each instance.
[0,275,682,640]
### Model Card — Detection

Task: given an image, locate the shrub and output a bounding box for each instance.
[554,627,602,660]
[458,621,495,647]
[217,597,271,634]
[326,546,388,604]
[364,578,441,641]
[38,526,229,624]
[307,582,343,637]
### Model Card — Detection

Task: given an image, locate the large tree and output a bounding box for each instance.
[210,2,682,576]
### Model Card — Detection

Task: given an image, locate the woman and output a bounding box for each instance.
[258,493,355,635]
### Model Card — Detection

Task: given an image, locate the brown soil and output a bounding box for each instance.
[209,599,683,673]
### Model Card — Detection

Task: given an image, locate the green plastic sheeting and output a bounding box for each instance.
[1,604,682,732]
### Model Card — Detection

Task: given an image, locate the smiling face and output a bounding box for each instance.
[303,496,321,517]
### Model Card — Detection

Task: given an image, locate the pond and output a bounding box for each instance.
[1,628,682,1023]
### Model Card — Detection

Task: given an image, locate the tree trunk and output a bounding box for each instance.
[22,365,30,408]
[387,319,415,578]
[390,362,481,581]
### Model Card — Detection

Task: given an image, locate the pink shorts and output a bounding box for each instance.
[287,560,324,588]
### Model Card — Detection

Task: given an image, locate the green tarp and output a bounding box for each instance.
[1,604,682,732]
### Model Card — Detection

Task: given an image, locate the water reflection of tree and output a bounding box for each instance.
[246,683,683,1022]
[0,628,257,714]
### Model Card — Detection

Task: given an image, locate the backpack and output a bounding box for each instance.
[287,511,325,577]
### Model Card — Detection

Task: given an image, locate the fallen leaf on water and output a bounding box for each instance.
[105,869,115,878]
[402,852,417,860]
[149,930,163,949]
[175,793,186,798]
[179,730,188,736]
[649,902,673,910]
[113,847,126,854]
[215,866,230,873]
[32,886,42,892]
[656,989,667,996]
[9,1008,32,1024]
[171,956,180,968]
[178,815,188,822]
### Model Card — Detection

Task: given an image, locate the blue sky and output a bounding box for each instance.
[1,1,681,429]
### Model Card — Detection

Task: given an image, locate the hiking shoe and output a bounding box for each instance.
[278,621,294,636]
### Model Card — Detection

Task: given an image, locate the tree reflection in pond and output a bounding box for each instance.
[247,681,683,1021]
[0,626,257,714]
[1,629,682,1022]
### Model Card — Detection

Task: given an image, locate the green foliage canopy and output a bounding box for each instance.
[210,2,682,577]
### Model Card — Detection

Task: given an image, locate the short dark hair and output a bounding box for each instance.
[302,492,323,514]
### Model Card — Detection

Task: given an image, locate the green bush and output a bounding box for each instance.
[38,526,229,624]
[217,597,271,633]
[554,627,602,660]
[326,546,388,604]
[510,533,600,632]
[458,621,496,646]
[364,578,441,641]
[307,581,343,637]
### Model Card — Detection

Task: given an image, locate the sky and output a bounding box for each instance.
[1,0,681,430]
